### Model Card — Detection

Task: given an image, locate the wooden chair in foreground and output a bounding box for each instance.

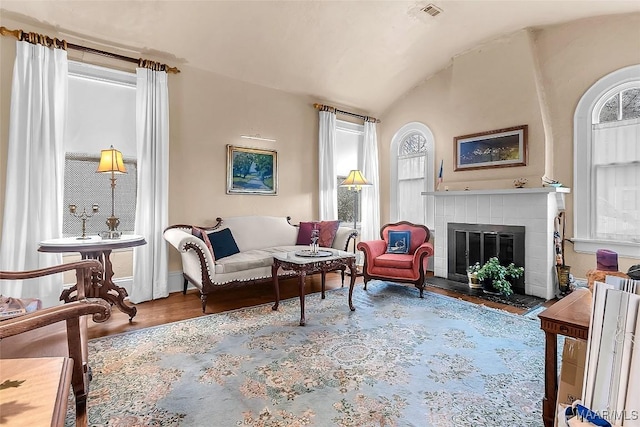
[0,260,111,427]
[357,221,434,297]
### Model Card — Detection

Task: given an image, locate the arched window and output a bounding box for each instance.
[390,122,434,227]
[574,65,640,257]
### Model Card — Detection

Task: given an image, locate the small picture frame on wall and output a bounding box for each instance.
[454,125,528,171]
[226,145,278,195]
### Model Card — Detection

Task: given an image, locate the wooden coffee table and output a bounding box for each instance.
[272,249,357,325]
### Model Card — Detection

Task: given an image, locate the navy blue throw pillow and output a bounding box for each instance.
[207,228,240,260]
[386,230,411,254]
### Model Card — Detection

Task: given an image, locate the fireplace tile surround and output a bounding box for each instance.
[422,187,570,300]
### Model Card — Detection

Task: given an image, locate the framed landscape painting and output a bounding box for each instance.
[454,125,528,171]
[226,145,278,195]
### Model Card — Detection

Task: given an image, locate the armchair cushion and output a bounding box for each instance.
[0,296,42,320]
[386,230,411,254]
[375,253,414,269]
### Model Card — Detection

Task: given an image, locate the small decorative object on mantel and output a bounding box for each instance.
[513,178,528,188]
[542,175,562,187]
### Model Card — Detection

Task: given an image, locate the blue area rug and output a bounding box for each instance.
[71,281,546,426]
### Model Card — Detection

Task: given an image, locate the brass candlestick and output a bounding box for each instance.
[69,204,99,239]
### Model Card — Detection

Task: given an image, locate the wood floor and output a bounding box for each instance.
[88,272,554,340]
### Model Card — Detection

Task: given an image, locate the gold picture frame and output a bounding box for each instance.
[226,145,278,195]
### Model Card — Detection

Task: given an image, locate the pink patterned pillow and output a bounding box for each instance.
[318,220,339,247]
[192,226,214,257]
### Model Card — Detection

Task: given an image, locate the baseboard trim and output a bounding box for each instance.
[62,270,193,298]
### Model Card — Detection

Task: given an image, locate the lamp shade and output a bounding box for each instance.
[340,170,371,190]
[96,145,127,173]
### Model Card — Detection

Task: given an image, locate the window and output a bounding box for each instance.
[63,62,137,237]
[390,122,434,227]
[574,65,640,258]
[335,120,364,226]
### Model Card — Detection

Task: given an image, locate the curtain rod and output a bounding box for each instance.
[0,26,180,74]
[313,103,380,123]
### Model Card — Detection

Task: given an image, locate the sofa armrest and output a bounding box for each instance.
[357,240,387,259]
[333,226,358,251]
[164,227,216,288]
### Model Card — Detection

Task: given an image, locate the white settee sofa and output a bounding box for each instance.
[164,216,357,312]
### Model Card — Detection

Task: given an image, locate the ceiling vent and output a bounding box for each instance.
[421,4,442,17]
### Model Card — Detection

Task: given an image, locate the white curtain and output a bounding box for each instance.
[0,41,67,307]
[131,68,169,303]
[592,120,640,242]
[360,120,380,241]
[318,110,337,220]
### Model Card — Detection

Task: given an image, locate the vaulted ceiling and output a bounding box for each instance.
[2,1,639,115]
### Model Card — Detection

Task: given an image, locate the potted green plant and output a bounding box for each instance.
[467,262,482,289]
[476,257,524,296]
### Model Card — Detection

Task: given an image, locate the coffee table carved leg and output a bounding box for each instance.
[272,262,280,311]
[321,271,326,299]
[298,271,306,326]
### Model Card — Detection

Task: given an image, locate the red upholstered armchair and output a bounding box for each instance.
[357,221,434,297]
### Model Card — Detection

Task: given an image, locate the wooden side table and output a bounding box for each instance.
[538,288,592,427]
[0,357,73,426]
[39,234,146,321]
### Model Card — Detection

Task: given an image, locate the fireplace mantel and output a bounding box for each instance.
[422,187,570,197]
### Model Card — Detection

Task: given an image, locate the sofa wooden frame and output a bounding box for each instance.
[164,216,358,312]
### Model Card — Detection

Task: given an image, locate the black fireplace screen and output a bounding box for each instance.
[447,223,526,294]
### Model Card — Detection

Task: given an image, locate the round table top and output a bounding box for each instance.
[38,234,146,253]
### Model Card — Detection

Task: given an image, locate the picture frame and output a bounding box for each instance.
[454,125,528,171]
[226,145,278,195]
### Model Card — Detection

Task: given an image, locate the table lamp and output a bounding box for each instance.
[97,145,127,239]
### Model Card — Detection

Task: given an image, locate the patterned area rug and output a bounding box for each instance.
[71,281,545,426]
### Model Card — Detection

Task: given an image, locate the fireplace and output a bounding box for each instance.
[447,223,525,294]
[423,187,570,300]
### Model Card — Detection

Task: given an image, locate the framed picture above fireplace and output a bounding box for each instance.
[454,125,528,171]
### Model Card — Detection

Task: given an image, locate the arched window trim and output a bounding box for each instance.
[573,64,640,258]
[390,122,434,227]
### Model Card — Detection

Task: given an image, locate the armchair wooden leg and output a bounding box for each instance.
[183,278,188,295]
[75,394,88,427]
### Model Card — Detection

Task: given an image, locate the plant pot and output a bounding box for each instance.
[468,272,482,289]
[481,279,501,295]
